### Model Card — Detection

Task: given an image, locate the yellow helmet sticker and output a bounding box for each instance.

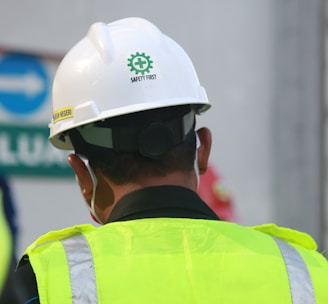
[53,106,73,123]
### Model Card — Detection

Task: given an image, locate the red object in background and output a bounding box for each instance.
[198,164,236,221]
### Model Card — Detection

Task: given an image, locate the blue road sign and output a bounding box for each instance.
[0,53,49,115]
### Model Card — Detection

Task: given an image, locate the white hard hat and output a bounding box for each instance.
[49,17,211,150]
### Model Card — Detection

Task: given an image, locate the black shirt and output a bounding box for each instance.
[16,185,220,303]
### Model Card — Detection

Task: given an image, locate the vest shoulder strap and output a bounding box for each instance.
[24,224,95,256]
[251,223,317,250]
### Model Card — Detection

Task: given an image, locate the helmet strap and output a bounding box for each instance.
[76,110,195,159]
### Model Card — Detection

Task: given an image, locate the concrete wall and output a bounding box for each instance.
[272,0,325,249]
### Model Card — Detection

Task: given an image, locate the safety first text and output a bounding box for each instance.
[131,74,157,83]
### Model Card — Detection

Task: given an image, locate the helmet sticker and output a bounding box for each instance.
[127,52,157,83]
[53,106,73,123]
[128,52,153,75]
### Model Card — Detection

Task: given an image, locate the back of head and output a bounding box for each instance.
[69,104,197,183]
[48,17,211,183]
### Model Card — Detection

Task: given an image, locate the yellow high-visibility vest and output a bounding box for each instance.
[0,190,12,295]
[23,218,328,303]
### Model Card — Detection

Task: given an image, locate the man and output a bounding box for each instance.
[0,190,11,297]
[0,178,21,304]
[17,17,328,303]
[0,188,19,304]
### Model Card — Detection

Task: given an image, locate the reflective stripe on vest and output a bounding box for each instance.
[61,233,98,304]
[60,232,315,304]
[273,237,315,304]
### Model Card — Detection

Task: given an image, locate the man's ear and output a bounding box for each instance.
[68,153,93,202]
[196,127,212,175]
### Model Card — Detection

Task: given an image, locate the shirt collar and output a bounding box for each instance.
[107,185,220,223]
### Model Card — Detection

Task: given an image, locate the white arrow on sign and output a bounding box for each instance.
[0,72,44,97]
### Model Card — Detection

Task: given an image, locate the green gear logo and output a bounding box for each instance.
[127,52,153,75]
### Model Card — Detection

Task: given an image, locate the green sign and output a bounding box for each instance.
[0,124,73,177]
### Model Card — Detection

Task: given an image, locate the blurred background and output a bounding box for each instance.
[0,0,326,257]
